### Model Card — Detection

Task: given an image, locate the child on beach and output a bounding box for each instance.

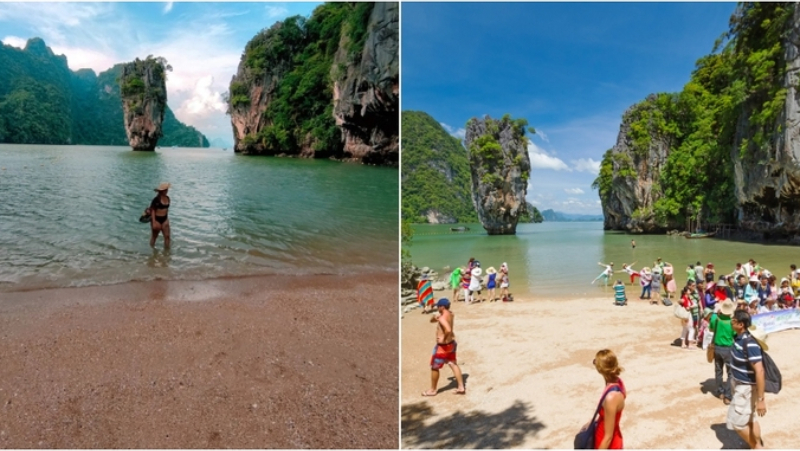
[613,280,627,306]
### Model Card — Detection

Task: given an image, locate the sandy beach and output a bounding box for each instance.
[0,272,398,449]
[401,289,800,449]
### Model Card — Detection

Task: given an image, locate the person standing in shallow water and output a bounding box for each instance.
[150,182,171,248]
[422,298,465,396]
[587,349,626,449]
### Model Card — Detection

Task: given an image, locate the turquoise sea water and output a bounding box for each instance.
[0,144,398,292]
[408,222,800,299]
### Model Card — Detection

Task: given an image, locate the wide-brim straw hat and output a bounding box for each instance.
[748,324,769,351]
[719,299,736,316]
[486,267,497,275]
[471,267,482,277]
[641,267,651,275]
[749,275,759,283]
[154,182,171,192]
[717,279,728,287]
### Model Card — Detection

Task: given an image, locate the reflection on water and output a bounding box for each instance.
[0,145,398,292]
[409,222,800,299]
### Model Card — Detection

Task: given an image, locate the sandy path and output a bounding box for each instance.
[401,290,800,449]
[0,273,398,449]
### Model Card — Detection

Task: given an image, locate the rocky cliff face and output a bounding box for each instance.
[332,2,399,165]
[119,57,167,151]
[464,116,531,235]
[732,4,800,238]
[228,3,398,165]
[600,96,677,233]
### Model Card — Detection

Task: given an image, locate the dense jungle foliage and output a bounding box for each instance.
[401,111,479,223]
[231,2,374,154]
[0,39,209,147]
[593,2,794,227]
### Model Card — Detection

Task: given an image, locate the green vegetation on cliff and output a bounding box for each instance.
[466,114,533,186]
[0,39,209,147]
[232,3,374,154]
[594,2,793,226]
[519,202,544,223]
[401,111,478,223]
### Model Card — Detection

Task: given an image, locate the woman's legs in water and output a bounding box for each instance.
[162,220,171,248]
[150,221,162,247]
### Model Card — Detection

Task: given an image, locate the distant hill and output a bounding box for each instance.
[541,209,603,222]
[0,38,209,147]
[401,110,477,223]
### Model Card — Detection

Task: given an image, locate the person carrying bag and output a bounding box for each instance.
[575,350,626,449]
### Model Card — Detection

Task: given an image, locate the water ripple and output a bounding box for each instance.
[0,145,398,291]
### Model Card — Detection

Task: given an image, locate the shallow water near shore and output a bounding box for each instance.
[408,221,800,299]
[0,144,397,292]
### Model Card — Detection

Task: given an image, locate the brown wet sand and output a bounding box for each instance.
[401,290,800,449]
[0,273,398,448]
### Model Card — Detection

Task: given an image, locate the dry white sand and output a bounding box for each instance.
[401,290,800,449]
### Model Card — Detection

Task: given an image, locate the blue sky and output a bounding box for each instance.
[402,2,737,215]
[0,2,320,147]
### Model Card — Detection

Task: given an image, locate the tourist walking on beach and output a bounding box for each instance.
[704,263,716,285]
[586,349,626,449]
[727,311,768,449]
[450,267,462,301]
[694,262,704,284]
[593,262,614,286]
[486,267,498,302]
[468,266,483,303]
[639,267,652,300]
[149,182,171,248]
[499,263,511,302]
[711,300,736,405]
[423,298,465,396]
[650,267,662,305]
[679,286,697,348]
[461,265,472,303]
[664,265,676,299]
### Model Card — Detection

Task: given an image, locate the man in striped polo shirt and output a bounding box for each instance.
[727,310,767,449]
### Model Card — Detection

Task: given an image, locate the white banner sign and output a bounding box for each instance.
[751,308,800,335]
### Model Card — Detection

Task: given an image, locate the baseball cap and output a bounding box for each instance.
[435,298,451,308]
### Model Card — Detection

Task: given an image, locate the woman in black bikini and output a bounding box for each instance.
[150,182,171,248]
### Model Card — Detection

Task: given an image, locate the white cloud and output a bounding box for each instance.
[440,122,466,139]
[266,5,290,19]
[177,75,227,116]
[2,35,26,49]
[571,158,601,174]
[535,129,549,142]
[528,141,570,171]
[564,188,585,195]
[164,2,174,14]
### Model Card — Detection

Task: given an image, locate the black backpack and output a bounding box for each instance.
[746,337,782,394]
